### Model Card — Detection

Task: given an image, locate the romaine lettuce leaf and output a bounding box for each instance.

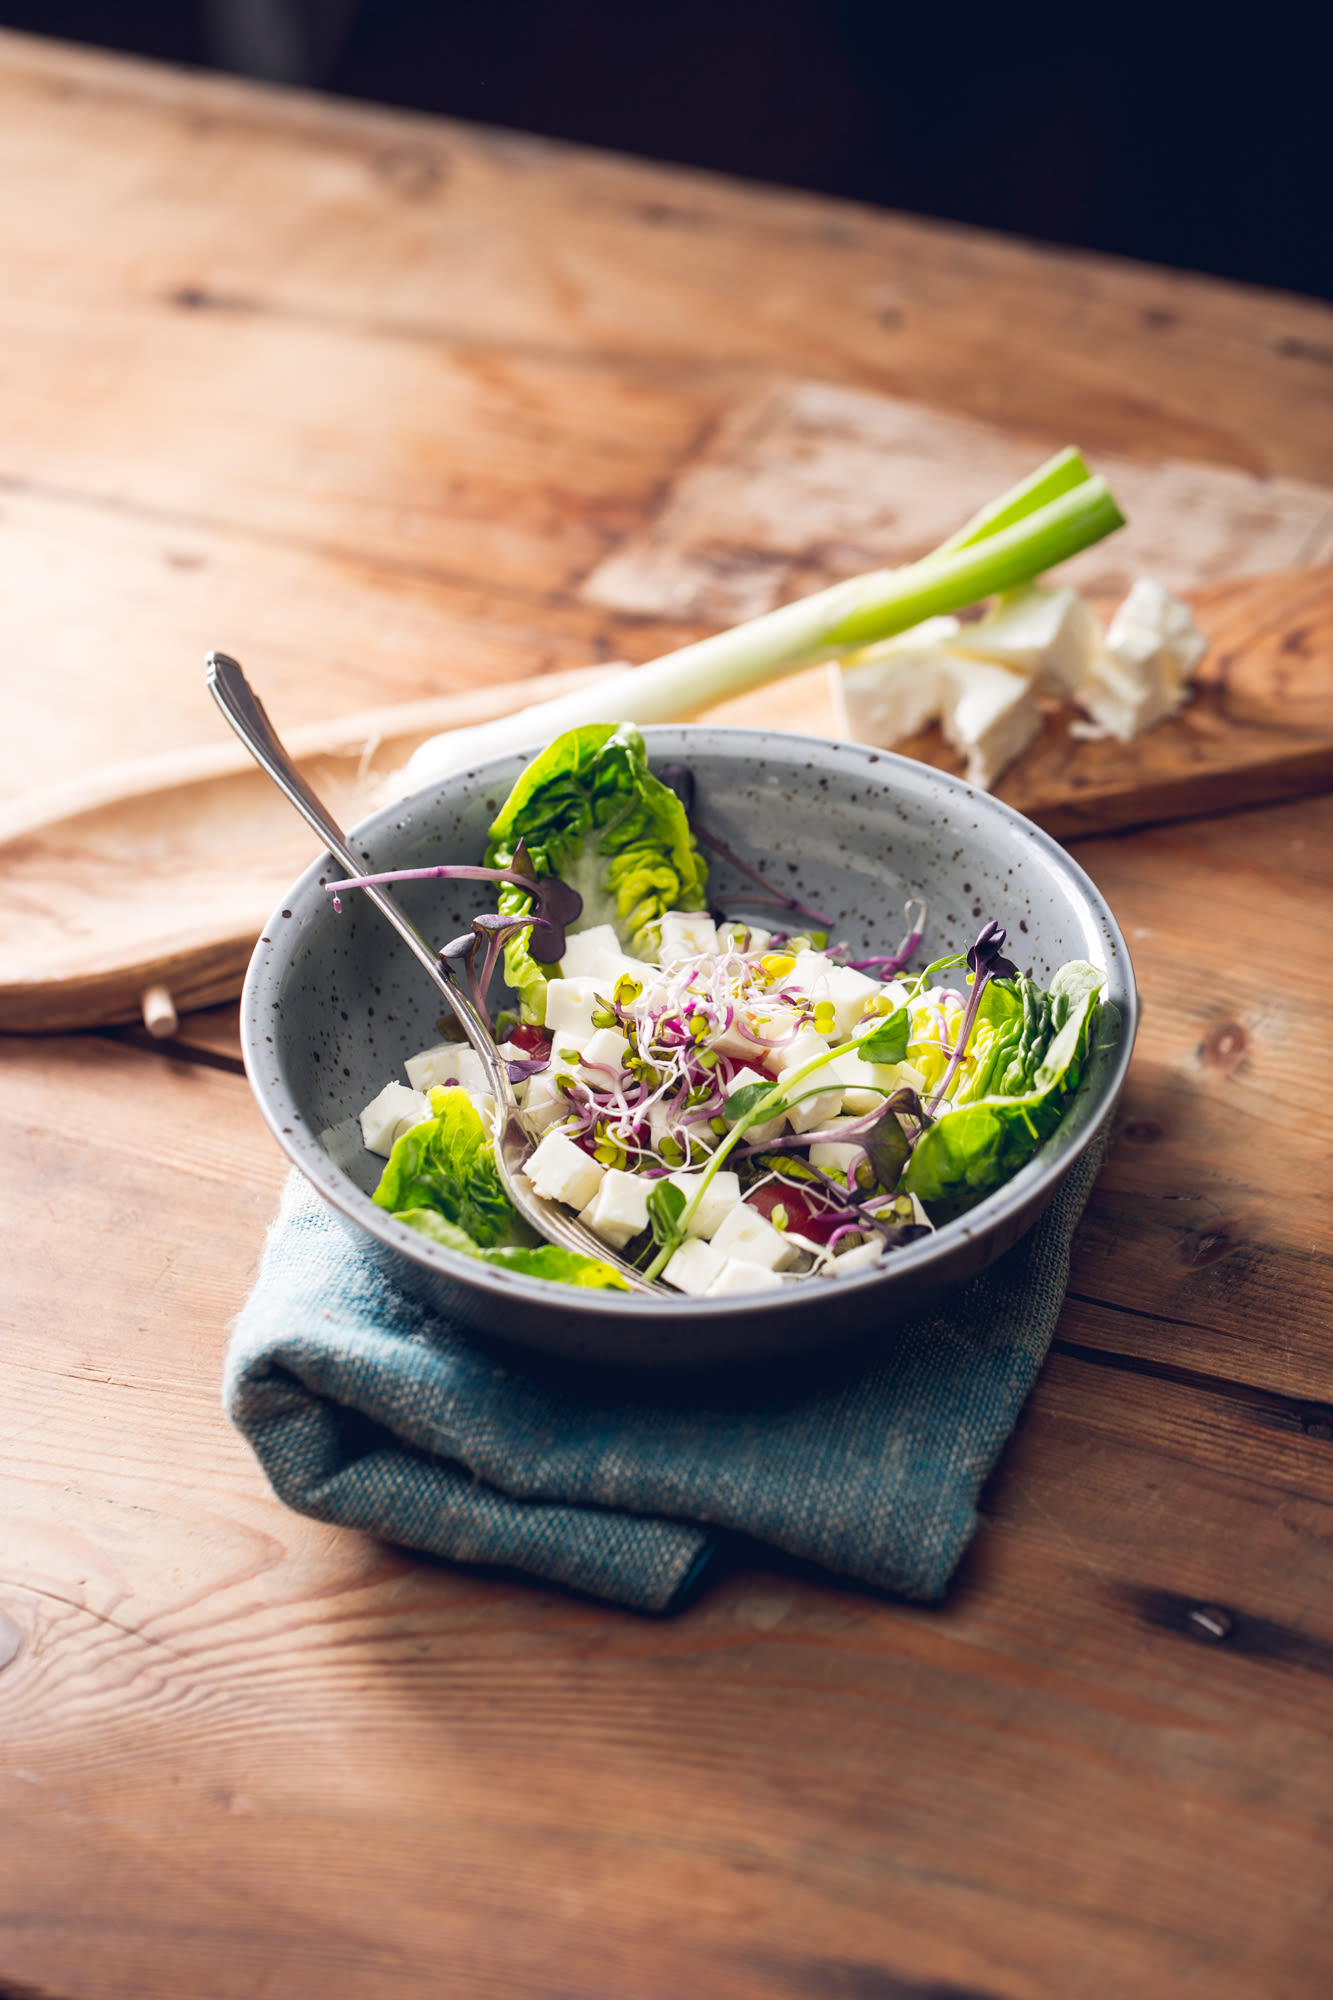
[396,1209,630,1289]
[372,1087,629,1289]
[903,963,1108,1210]
[485,722,708,1022]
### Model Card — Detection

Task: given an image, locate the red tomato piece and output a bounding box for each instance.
[509,1024,552,1057]
[746,1183,846,1245]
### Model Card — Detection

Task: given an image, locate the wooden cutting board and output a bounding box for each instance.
[1,566,1328,1033]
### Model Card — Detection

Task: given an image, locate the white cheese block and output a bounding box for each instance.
[404,1042,489,1095]
[838,618,958,747]
[578,1168,651,1250]
[523,1130,606,1210]
[667,1169,743,1239]
[358,1082,433,1158]
[717,920,774,955]
[938,654,1042,790]
[831,1052,924,1116]
[579,1026,630,1074]
[1072,576,1209,741]
[542,977,605,1044]
[661,1235,727,1296]
[704,1258,786,1297]
[559,924,656,989]
[710,1203,803,1272]
[519,1069,573,1137]
[809,1140,865,1180]
[825,1239,885,1276]
[657,910,719,966]
[951,584,1100,696]
[723,1065,786,1145]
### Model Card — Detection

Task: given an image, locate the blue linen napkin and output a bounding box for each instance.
[225,1132,1105,1613]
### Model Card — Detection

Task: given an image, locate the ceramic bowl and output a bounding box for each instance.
[240,727,1136,1367]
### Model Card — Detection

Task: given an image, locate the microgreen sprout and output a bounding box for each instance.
[925,920,1018,1115]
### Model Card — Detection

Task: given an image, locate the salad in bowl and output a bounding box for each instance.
[324,723,1117,1304]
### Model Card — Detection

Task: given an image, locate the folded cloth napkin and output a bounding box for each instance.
[226,1132,1106,1614]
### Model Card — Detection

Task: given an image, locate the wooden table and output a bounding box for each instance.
[3,30,1332,2000]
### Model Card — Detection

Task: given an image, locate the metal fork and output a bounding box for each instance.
[207,651,665,1294]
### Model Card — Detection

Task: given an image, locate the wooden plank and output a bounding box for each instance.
[3,1039,1333,2000]
[4,566,1330,1031]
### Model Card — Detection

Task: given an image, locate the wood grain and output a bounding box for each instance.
[4,28,1333,2000]
[4,567,1329,1032]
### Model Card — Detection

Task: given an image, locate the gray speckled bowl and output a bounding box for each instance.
[241,727,1136,1367]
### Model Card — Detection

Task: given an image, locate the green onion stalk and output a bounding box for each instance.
[404,449,1125,784]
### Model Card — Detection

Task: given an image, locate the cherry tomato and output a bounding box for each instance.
[746,1184,846,1246]
[508,1024,552,1057]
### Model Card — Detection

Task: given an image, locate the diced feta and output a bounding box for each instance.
[519,1069,572,1137]
[661,1235,727,1296]
[358,1082,433,1158]
[704,1258,786,1297]
[825,1239,884,1277]
[831,1052,924,1116]
[775,1028,841,1132]
[1108,577,1208,678]
[543,977,605,1044]
[717,920,773,955]
[404,1042,489,1095]
[951,584,1100,696]
[522,1130,606,1210]
[579,1026,630,1074]
[723,1065,786,1145]
[710,1203,803,1271]
[578,1168,651,1250]
[668,1169,743,1239]
[715,1001,803,1062]
[938,655,1042,790]
[792,948,837,988]
[560,924,655,989]
[820,965,885,1038]
[1073,577,1208,742]
[658,910,719,966]
[809,1140,865,1180]
[558,924,624,978]
[838,617,958,748]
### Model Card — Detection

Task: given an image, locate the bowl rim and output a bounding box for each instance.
[240,725,1138,1320]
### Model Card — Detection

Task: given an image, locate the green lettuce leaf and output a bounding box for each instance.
[486,722,708,1023]
[396,1210,630,1290]
[373,1088,629,1289]
[372,1086,512,1246]
[903,963,1108,1210]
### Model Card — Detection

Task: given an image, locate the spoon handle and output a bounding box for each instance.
[206,651,664,1294]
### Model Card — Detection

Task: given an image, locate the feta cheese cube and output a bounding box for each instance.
[809,1140,865,1181]
[578,1168,651,1250]
[825,1239,884,1277]
[838,617,958,748]
[723,1065,786,1145]
[523,1130,606,1210]
[579,1026,630,1074]
[543,977,605,1044]
[667,1169,743,1239]
[704,1258,786,1297]
[657,910,719,966]
[951,584,1100,696]
[358,1082,433,1158]
[776,1028,840,1132]
[831,1052,924,1116]
[820,965,885,1039]
[661,1235,727,1296]
[519,1069,572,1137]
[558,924,624,979]
[717,920,773,955]
[404,1042,489,1095]
[1073,577,1208,742]
[938,654,1042,791]
[710,1203,803,1271]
